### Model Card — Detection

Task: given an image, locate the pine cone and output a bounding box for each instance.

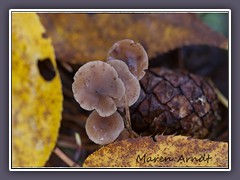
[130,67,221,138]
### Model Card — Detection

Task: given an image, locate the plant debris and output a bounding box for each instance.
[130,67,221,139]
[12,13,63,167]
[39,13,228,64]
[83,135,228,167]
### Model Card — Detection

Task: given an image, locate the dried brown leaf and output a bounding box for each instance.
[83,135,228,167]
[39,13,228,64]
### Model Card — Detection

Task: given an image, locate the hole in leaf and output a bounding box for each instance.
[37,58,56,81]
[42,32,48,39]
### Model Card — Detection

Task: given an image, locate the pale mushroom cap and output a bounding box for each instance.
[72,61,125,117]
[107,39,149,80]
[85,110,124,145]
[108,60,141,107]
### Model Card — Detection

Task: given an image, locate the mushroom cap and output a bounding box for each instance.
[85,110,124,145]
[107,39,148,80]
[108,60,140,107]
[72,61,125,117]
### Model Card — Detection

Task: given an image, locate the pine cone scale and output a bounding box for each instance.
[130,67,220,138]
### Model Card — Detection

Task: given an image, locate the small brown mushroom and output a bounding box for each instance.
[107,39,148,80]
[108,59,140,107]
[85,110,124,145]
[72,61,125,117]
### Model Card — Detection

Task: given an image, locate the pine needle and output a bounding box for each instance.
[53,147,80,167]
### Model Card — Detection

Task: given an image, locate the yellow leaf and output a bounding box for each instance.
[12,13,63,167]
[83,135,228,167]
[39,13,228,64]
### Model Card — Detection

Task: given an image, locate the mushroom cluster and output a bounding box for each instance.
[72,39,148,145]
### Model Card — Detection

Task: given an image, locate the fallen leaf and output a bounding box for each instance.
[39,13,228,64]
[12,13,63,167]
[83,135,228,167]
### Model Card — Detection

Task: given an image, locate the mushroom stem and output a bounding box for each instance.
[124,94,131,128]
[123,94,139,138]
